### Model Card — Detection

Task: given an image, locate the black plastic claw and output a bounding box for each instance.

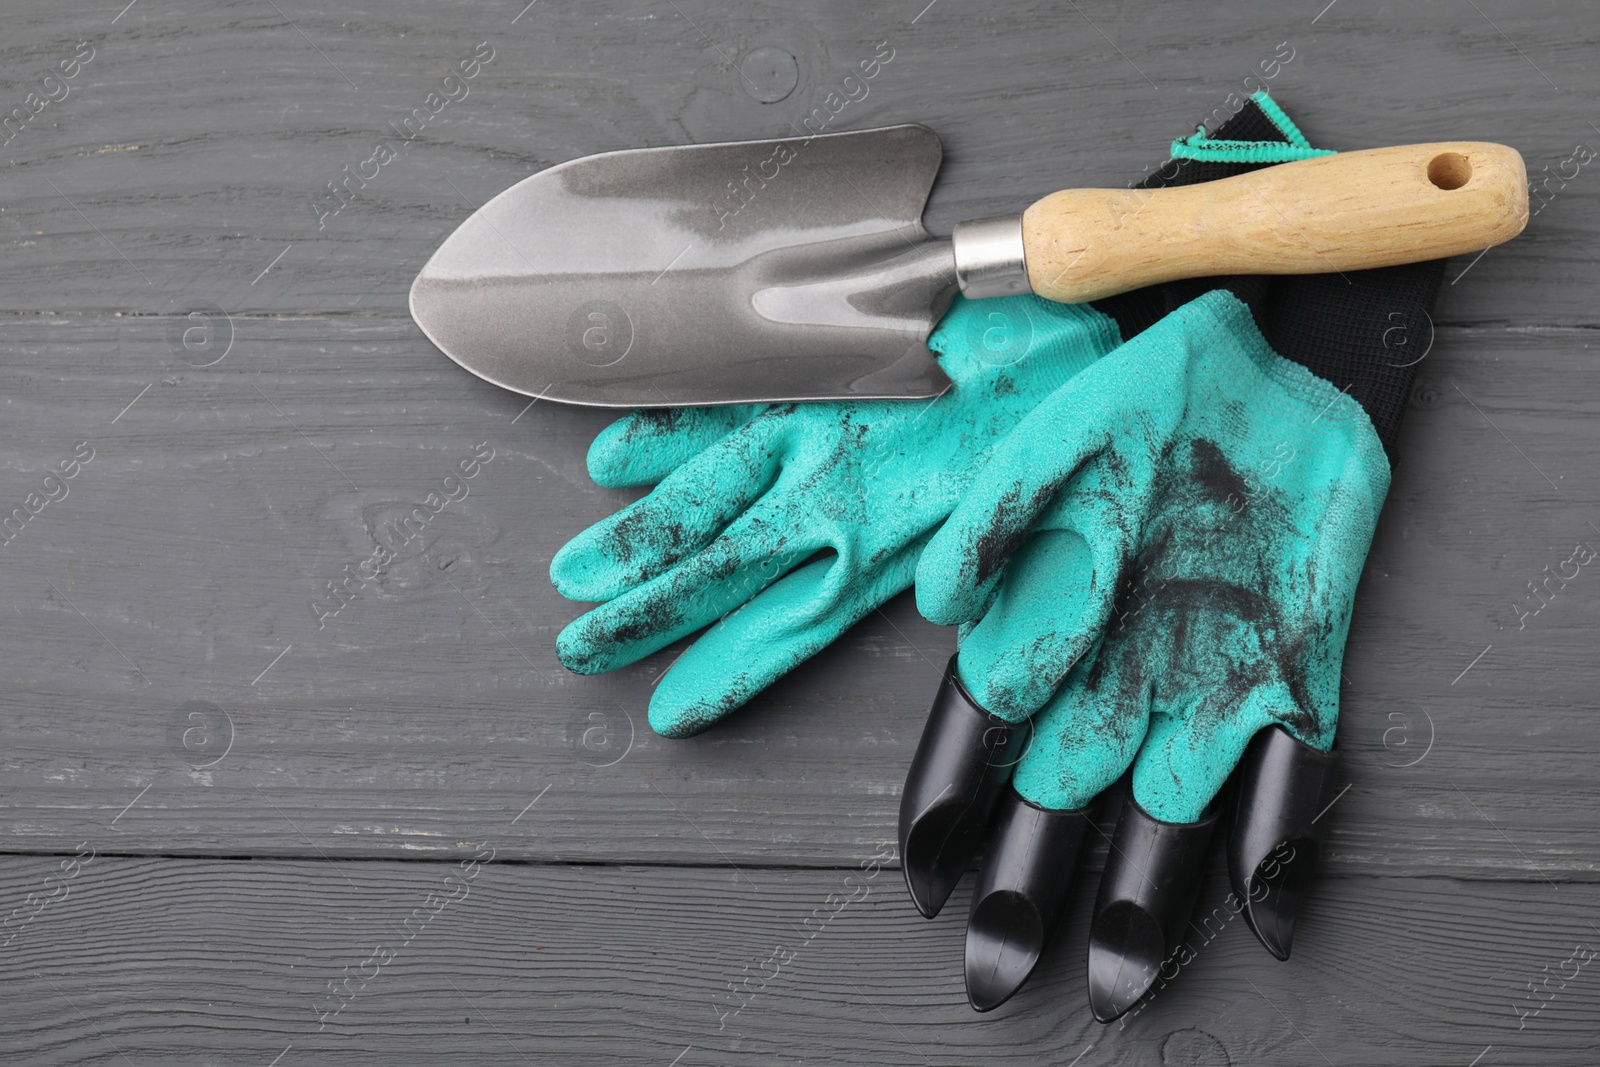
[1228,725,1340,961]
[1086,794,1221,1024]
[899,656,1029,919]
[964,789,1093,1012]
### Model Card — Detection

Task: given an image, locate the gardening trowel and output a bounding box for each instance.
[410,125,1525,407]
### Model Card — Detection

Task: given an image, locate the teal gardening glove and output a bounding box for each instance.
[551,95,1330,739]
[552,298,1119,737]
[901,265,1444,1018]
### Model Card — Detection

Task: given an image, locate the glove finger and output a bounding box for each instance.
[1010,641,1149,814]
[950,456,1148,723]
[587,405,766,489]
[1130,678,1302,824]
[648,535,924,738]
[916,381,1122,627]
[551,417,786,602]
[555,509,822,675]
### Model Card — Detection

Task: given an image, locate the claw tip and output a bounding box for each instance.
[1086,901,1165,1023]
[964,889,1044,1012]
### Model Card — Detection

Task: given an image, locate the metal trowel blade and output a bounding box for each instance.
[409,124,956,407]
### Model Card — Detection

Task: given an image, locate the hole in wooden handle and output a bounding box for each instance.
[1427,152,1472,190]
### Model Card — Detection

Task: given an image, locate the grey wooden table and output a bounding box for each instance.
[1,1,1596,1063]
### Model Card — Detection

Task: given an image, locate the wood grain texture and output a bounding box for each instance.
[1,855,1596,1066]
[1023,142,1529,302]
[0,0,1597,1060]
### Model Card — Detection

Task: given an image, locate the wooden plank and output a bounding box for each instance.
[1,854,1595,1065]
[0,0,1594,1062]
[0,1,1592,324]
[0,321,1597,876]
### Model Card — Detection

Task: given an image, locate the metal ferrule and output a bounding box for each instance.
[952,214,1030,299]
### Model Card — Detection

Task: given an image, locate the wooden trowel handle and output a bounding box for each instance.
[1021,142,1527,303]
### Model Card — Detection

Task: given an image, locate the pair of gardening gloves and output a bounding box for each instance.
[549,94,1443,1020]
